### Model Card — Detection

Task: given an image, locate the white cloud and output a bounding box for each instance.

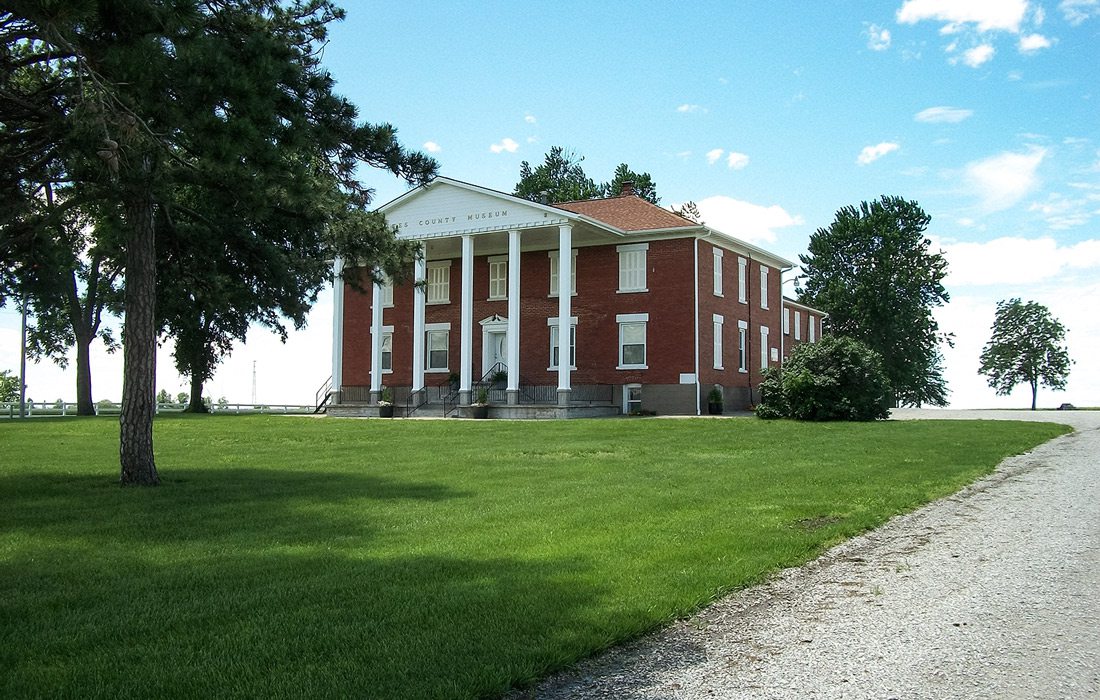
[489,138,519,154]
[694,196,804,244]
[897,0,1029,32]
[726,152,750,170]
[915,106,974,123]
[675,150,693,159]
[526,136,538,144]
[423,141,442,153]
[1028,192,1100,229]
[867,23,892,50]
[857,142,900,165]
[960,43,995,67]
[940,236,1100,286]
[524,114,536,124]
[677,104,707,114]
[705,148,725,165]
[1018,33,1052,53]
[964,147,1046,211]
[1061,0,1100,25]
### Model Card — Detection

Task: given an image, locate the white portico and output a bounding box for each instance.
[332,177,607,410]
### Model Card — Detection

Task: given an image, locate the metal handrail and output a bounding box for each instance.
[315,375,333,412]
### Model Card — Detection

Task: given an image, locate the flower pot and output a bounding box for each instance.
[470,405,489,419]
[708,402,723,415]
[378,404,394,418]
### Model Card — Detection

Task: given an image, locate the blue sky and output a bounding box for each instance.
[2,0,1097,408]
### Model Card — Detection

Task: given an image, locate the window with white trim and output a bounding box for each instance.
[548,250,577,296]
[381,332,393,372]
[617,313,648,368]
[617,243,648,293]
[426,262,450,304]
[809,315,816,342]
[488,256,507,300]
[738,321,748,372]
[380,276,394,308]
[794,310,802,340]
[713,248,724,296]
[738,257,747,303]
[783,308,790,335]
[624,384,642,414]
[548,318,577,369]
[713,314,724,370]
[760,266,769,309]
[426,326,449,371]
[760,326,770,370]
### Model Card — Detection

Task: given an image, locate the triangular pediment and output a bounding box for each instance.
[381,177,577,239]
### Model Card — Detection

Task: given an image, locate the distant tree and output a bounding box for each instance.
[156,389,171,404]
[514,147,600,203]
[672,201,703,224]
[799,196,951,407]
[0,370,18,402]
[176,392,189,405]
[600,163,659,204]
[979,299,1072,410]
[755,335,891,421]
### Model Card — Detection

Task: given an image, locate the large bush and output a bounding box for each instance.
[756,336,891,421]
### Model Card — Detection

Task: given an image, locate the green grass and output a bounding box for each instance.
[0,416,1068,699]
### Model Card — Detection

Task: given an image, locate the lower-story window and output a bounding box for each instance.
[738,320,748,372]
[549,319,577,370]
[617,313,649,369]
[624,384,642,414]
[381,332,393,372]
[426,328,449,371]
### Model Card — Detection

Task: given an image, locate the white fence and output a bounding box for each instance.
[1,402,316,418]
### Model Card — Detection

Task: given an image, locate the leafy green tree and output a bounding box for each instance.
[514,147,600,203]
[3,2,435,484]
[0,370,18,403]
[156,389,171,404]
[798,196,950,407]
[979,299,1072,410]
[600,163,659,204]
[756,335,891,421]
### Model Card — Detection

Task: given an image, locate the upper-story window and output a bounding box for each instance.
[738,257,747,303]
[549,250,577,296]
[713,248,724,297]
[426,262,450,304]
[488,256,507,300]
[760,266,769,309]
[809,315,816,342]
[617,243,648,293]
[783,308,790,335]
[379,275,394,308]
[794,310,802,340]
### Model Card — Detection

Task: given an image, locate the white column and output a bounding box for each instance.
[459,234,474,402]
[557,224,572,405]
[369,270,384,400]
[507,229,521,404]
[330,257,345,404]
[412,255,426,392]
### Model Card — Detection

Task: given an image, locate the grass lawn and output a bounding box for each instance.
[0,415,1068,698]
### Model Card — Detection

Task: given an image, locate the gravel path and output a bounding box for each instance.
[515,409,1100,699]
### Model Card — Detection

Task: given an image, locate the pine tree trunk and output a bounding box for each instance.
[74,331,95,415]
[119,185,159,486]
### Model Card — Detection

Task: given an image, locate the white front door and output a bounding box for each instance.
[485,331,507,374]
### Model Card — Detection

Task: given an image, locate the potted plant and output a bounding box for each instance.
[448,372,460,391]
[491,370,507,387]
[707,386,724,415]
[470,387,490,419]
[378,386,395,418]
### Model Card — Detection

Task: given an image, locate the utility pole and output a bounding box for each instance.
[19,292,27,419]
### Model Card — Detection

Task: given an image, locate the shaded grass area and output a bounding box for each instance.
[0,416,1068,698]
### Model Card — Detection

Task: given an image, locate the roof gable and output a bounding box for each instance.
[553,196,697,231]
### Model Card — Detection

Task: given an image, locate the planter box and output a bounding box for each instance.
[378,404,395,418]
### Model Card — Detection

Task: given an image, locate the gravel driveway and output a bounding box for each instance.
[515,409,1100,699]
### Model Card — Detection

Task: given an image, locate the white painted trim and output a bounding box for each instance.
[693,238,701,416]
[507,230,521,392]
[546,316,579,325]
[557,225,573,393]
[616,242,650,253]
[412,256,426,392]
[331,257,344,394]
[369,274,384,394]
[460,235,474,393]
[425,322,451,331]
[616,313,650,323]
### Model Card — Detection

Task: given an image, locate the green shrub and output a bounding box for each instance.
[756,336,891,421]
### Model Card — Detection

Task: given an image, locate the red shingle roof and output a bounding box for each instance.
[553,196,698,231]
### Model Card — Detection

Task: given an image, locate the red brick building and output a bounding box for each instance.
[330,177,824,417]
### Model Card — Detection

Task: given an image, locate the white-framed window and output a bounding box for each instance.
[488,256,507,300]
[713,248,724,297]
[548,317,577,370]
[760,326,770,370]
[713,314,724,370]
[738,320,748,372]
[617,243,648,293]
[738,257,747,303]
[794,310,802,340]
[783,308,790,335]
[809,314,816,342]
[617,313,648,368]
[548,250,577,296]
[425,323,450,371]
[760,266,769,309]
[624,383,643,414]
[378,276,394,308]
[426,262,450,304]
[381,331,393,372]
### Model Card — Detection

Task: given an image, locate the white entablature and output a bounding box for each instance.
[380,177,584,240]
